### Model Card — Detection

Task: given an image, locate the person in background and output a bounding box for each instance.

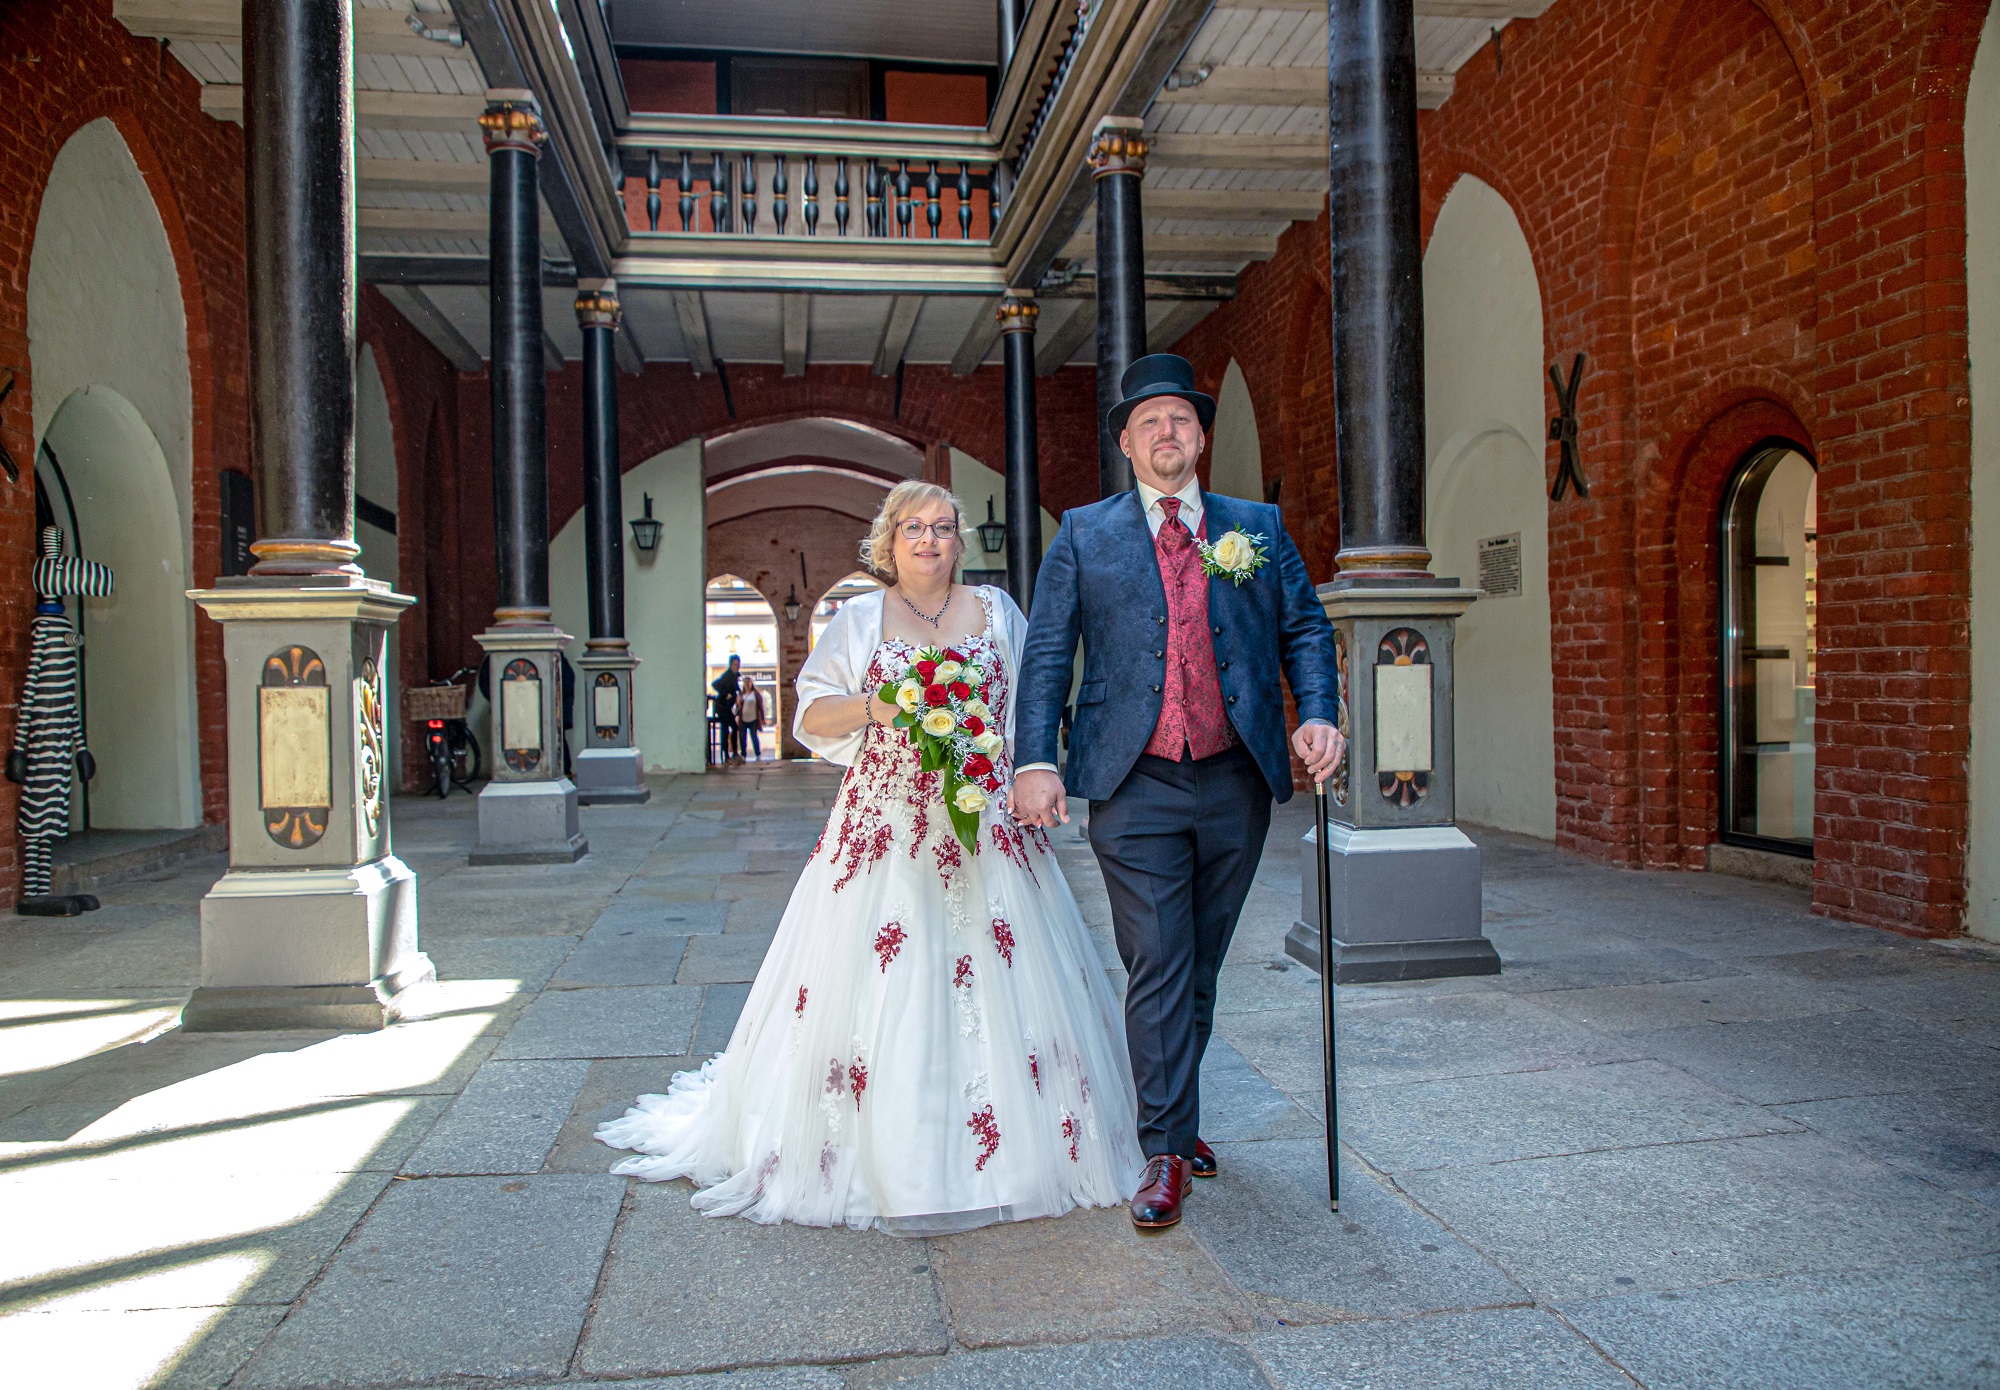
[712,655,743,766]
[736,674,766,761]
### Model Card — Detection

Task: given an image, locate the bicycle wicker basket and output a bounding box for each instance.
[402,683,470,722]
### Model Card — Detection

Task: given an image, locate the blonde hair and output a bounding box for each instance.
[860,480,964,584]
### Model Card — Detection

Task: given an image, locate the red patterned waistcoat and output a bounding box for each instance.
[1144,497,1238,761]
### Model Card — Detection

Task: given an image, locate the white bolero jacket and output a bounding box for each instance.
[792,586,1030,768]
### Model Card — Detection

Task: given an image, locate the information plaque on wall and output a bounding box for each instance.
[1477,533,1523,598]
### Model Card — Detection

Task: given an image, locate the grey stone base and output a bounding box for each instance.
[574,747,650,805]
[472,778,588,864]
[181,959,436,1031]
[1285,918,1502,982]
[1707,841,1813,889]
[1290,822,1500,982]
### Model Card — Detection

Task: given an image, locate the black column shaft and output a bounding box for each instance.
[1094,158,1145,497]
[579,315,625,640]
[489,123,550,615]
[244,0,354,558]
[1328,0,1428,572]
[1001,309,1041,612]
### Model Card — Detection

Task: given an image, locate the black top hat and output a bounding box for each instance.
[1106,353,1216,437]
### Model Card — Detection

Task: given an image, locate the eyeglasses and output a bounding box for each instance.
[897,519,960,541]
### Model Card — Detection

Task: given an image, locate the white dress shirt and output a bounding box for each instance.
[1136,476,1205,539]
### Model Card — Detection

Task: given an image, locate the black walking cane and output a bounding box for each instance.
[1315,776,1340,1211]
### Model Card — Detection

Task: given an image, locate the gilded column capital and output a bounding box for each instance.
[480,89,546,157]
[995,293,1039,335]
[1087,117,1149,179]
[575,286,622,331]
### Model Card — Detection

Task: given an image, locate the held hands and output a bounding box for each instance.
[1292,720,1345,785]
[1008,768,1069,828]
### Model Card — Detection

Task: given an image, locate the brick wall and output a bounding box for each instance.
[0,0,247,893]
[1169,0,1989,936]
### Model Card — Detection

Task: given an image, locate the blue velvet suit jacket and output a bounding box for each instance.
[1015,489,1339,804]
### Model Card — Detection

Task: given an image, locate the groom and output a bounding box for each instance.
[1012,353,1343,1230]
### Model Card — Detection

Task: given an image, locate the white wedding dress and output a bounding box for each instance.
[597,586,1144,1233]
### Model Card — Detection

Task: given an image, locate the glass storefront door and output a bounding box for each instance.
[1720,446,1817,853]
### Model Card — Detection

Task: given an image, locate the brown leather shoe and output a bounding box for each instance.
[1131,1154,1191,1229]
[1191,1137,1218,1179]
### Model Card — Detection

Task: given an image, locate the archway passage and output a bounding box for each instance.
[1206,359,1265,503]
[1423,175,1557,839]
[37,389,201,830]
[1969,0,2000,942]
[1719,446,1817,854]
[706,576,781,764]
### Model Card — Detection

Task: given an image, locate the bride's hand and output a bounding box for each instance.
[1008,768,1069,827]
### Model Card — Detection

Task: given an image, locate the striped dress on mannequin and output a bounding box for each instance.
[13,527,112,901]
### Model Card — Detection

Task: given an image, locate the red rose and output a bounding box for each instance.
[963,754,993,778]
[944,648,966,662]
[949,681,972,701]
[924,683,948,705]
[917,660,937,681]
[962,715,985,736]
[982,774,1003,792]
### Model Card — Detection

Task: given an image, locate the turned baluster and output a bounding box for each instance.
[926,161,942,238]
[834,157,850,236]
[895,160,913,238]
[773,153,789,235]
[645,150,661,231]
[958,163,973,239]
[710,152,729,232]
[677,150,695,231]
[865,160,882,237]
[803,156,819,236]
[740,152,758,233]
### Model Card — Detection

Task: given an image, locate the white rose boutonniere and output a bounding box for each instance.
[1197,529,1270,586]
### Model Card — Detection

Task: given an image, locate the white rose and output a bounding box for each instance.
[953,782,989,814]
[895,680,922,713]
[921,708,957,737]
[963,698,991,719]
[1212,530,1253,572]
[960,665,985,688]
[974,730,1005,757]
[934,660,963,682]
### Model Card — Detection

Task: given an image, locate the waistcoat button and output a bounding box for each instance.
[1151,684,1162,694]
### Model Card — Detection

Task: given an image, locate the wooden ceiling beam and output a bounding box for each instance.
[1138,187,1325,220]
[200,86,485,131]
[949,298,1004,377]
[358,158,487,193]
[872,296,924,378]
[781,294,809,377]
[116,0,471,58]
[672,291,717,376]
[1036,302,1095,377]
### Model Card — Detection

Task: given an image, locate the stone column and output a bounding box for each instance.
[1283,0,1497,983]
[1090,117,1147,498]
[998,291,1041,611]
[471,89,586,864]
[573,280,648,804]
[184,0,430,1030]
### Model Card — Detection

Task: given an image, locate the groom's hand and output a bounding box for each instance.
[1008,769,1069,827]
[1293,719,1345,785]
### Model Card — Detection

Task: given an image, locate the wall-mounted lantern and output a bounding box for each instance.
[629,493,663,553]
[782,585,802,623]
[977,497,1007,556]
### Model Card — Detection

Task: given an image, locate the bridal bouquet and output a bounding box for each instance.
[878,646,1006,852]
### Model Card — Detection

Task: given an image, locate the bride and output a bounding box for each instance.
[598,481,1143,1233]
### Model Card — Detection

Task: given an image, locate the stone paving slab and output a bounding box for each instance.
[0,1301,286,1390]
[552,926,691,988]
[1338,1059,1799,1171]
[613,876,724,904]
[495,985,701,1059]
[417,892,611,939]
[402,1058,591,1176]
[594,895,730,934]
[1398,1130,2000,1301]
[240,1174,626,1387]
[423,934,577,991]
[1825,964,2000,1049]
[1486,937,1745,995]
[929,1205,1251,1348]
[1184,1138,1524,1320]
[1252,1305,1631,1390]
[1776,1085,2000,1198]
[1557,1253,2000,1390]
[544,1056,698,1174]
[558,1373,845,1390]
[1519,972,1863,1033]
[843,1336,1272,1388]
[679,931,779,984]
[579,1180,950,1376]
[1197,1038,1322,1143]
[1628,1009,1983,1105]
[694,982,754,1054]
[1211,959,1325,1016]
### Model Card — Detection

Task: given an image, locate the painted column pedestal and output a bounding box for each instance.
[472,625,586,863]
[574,639,648,804]
[1285,582,1500,982]
[184,578,433,1030]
